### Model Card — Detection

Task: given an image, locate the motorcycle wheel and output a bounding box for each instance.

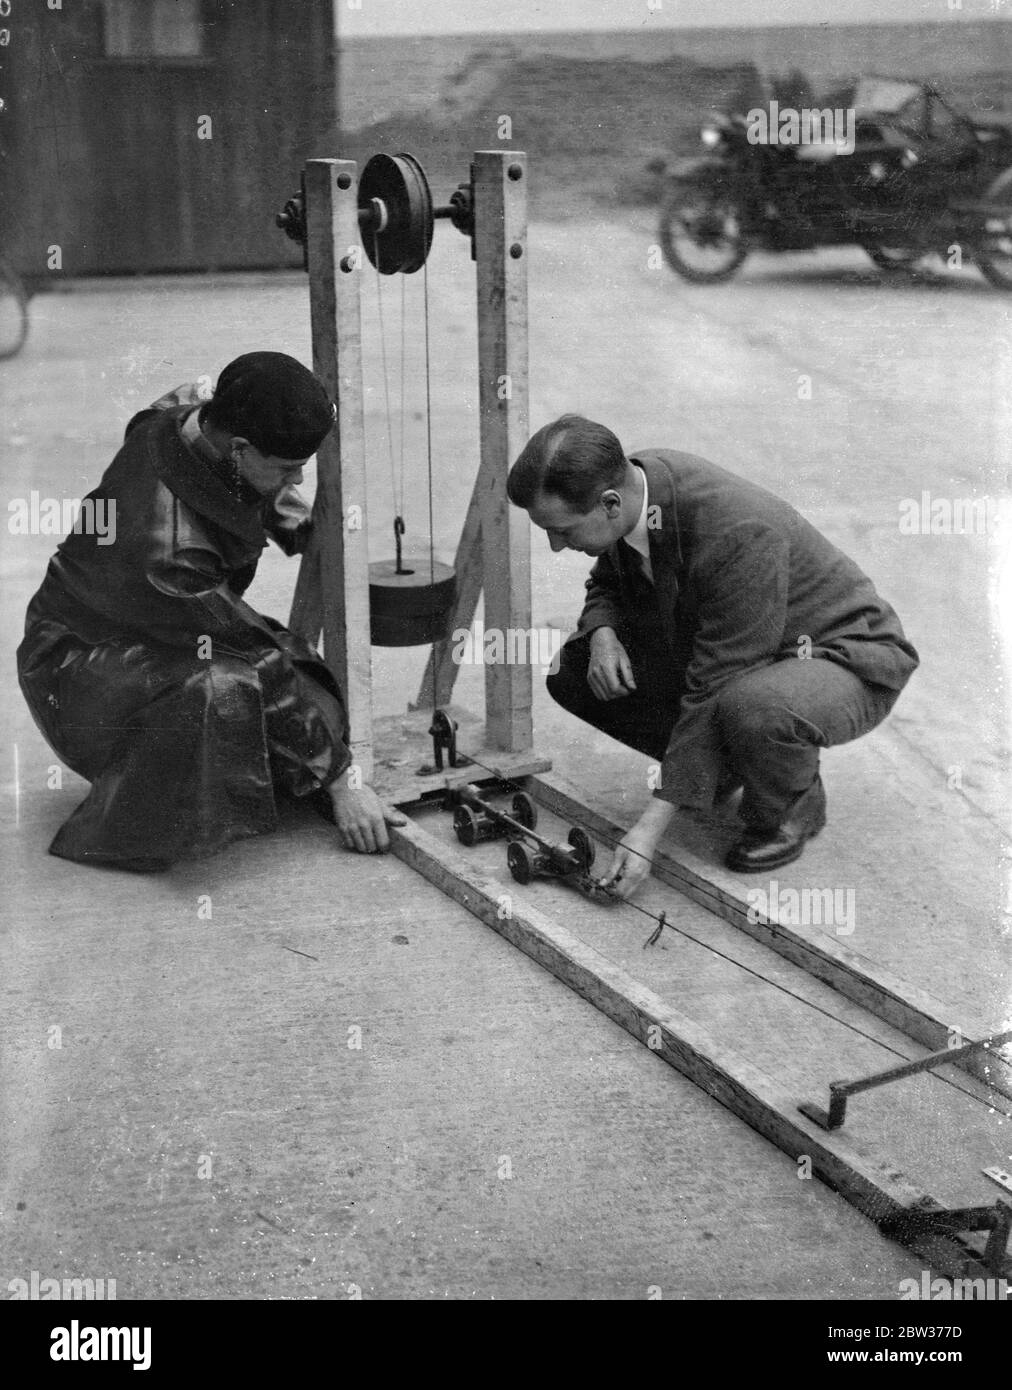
[658,167,749,284]
[973,166,1012,290]
[862,244,921,274]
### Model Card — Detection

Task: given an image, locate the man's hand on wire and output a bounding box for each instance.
[587,626,637,701]
[329,780,406,853]
[596,799,676,901]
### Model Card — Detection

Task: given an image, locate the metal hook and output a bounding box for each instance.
[393,515,414,575]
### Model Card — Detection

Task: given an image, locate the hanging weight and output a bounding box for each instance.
[358,153,434,275]
[369,558,457,647]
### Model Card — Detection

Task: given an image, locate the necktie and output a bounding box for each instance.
[620,540,652,587]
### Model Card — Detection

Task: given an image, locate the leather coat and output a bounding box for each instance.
[17,390,350,869]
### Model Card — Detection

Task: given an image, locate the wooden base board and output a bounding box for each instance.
[528,771,1012,1103]
[371,706,550,805]
[390,812,1010,1282]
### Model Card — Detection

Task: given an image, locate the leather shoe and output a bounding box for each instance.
[725,778,826,873]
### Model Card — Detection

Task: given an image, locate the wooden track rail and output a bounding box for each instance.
[390,814,1010,1281]
[528,771,1012,1102]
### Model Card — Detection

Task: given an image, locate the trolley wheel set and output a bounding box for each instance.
[445,783,615,901]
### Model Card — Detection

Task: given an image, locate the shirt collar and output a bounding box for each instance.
[624,464,653,575]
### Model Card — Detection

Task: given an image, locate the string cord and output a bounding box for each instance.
[422,259,436,593]
[455,750,1012,1121]
[373,227,401,518]
[422,257,437,714]
[399,273,406,516]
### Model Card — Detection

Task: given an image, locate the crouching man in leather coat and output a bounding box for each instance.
[17,351,403,871]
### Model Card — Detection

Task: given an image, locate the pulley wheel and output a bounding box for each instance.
[359,153,434,275]
[369,557,456,647]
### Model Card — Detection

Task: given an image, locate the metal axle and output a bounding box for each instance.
[450,783,568,860]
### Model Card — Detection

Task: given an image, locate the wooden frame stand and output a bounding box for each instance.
[289,151,537,792]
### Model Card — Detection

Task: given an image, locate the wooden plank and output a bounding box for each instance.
[292,158,375,782]
[372,707,548,804]
[289,539,324,653]
[473,151,532,754]
[390,814,1010,1281]
[377,754,552,809]
[528,771,1012,1101]
[412,490,483,710]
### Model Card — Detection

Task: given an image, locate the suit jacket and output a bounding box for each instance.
[575,450,919,808]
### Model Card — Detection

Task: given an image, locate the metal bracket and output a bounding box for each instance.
[984,1165,1012,1196]
[799,1028,1012,1131]
[275,173,308,271]
[418,708,470,775]
[880,1198,1011,1277]
[442,179,476,260]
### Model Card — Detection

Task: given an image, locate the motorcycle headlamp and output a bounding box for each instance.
[700,123,722,148]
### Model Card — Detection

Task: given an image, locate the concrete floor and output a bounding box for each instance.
[2,796,923,1300]
[1,220,1008,1298]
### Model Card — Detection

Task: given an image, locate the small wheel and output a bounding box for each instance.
[567,827,595,872]
[453,805,479,847]
[507,840,536,885]
[510,792,537,831]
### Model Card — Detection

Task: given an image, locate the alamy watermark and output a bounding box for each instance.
[50,1320,150,1371]
[451,621,565,674]
[746,101,856,154]
[746,879,856,935]
[8,492,116,545]
[898,491,996,536]
[8,1270,117,1299]
[899,1270,1010,1300]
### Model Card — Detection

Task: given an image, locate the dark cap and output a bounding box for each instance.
[205,352,336,460]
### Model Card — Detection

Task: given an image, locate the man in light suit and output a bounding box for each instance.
[507,415,918,900]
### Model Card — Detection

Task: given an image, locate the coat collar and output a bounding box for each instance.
[146,407,267,551]
[622,453,681,612]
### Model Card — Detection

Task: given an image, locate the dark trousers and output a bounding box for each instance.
[546,629,899,827]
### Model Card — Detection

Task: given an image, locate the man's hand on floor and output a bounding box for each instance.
[329,781,407,854]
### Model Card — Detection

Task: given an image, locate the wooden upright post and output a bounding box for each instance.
[473,151,533,753]
[289,158,375,781]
